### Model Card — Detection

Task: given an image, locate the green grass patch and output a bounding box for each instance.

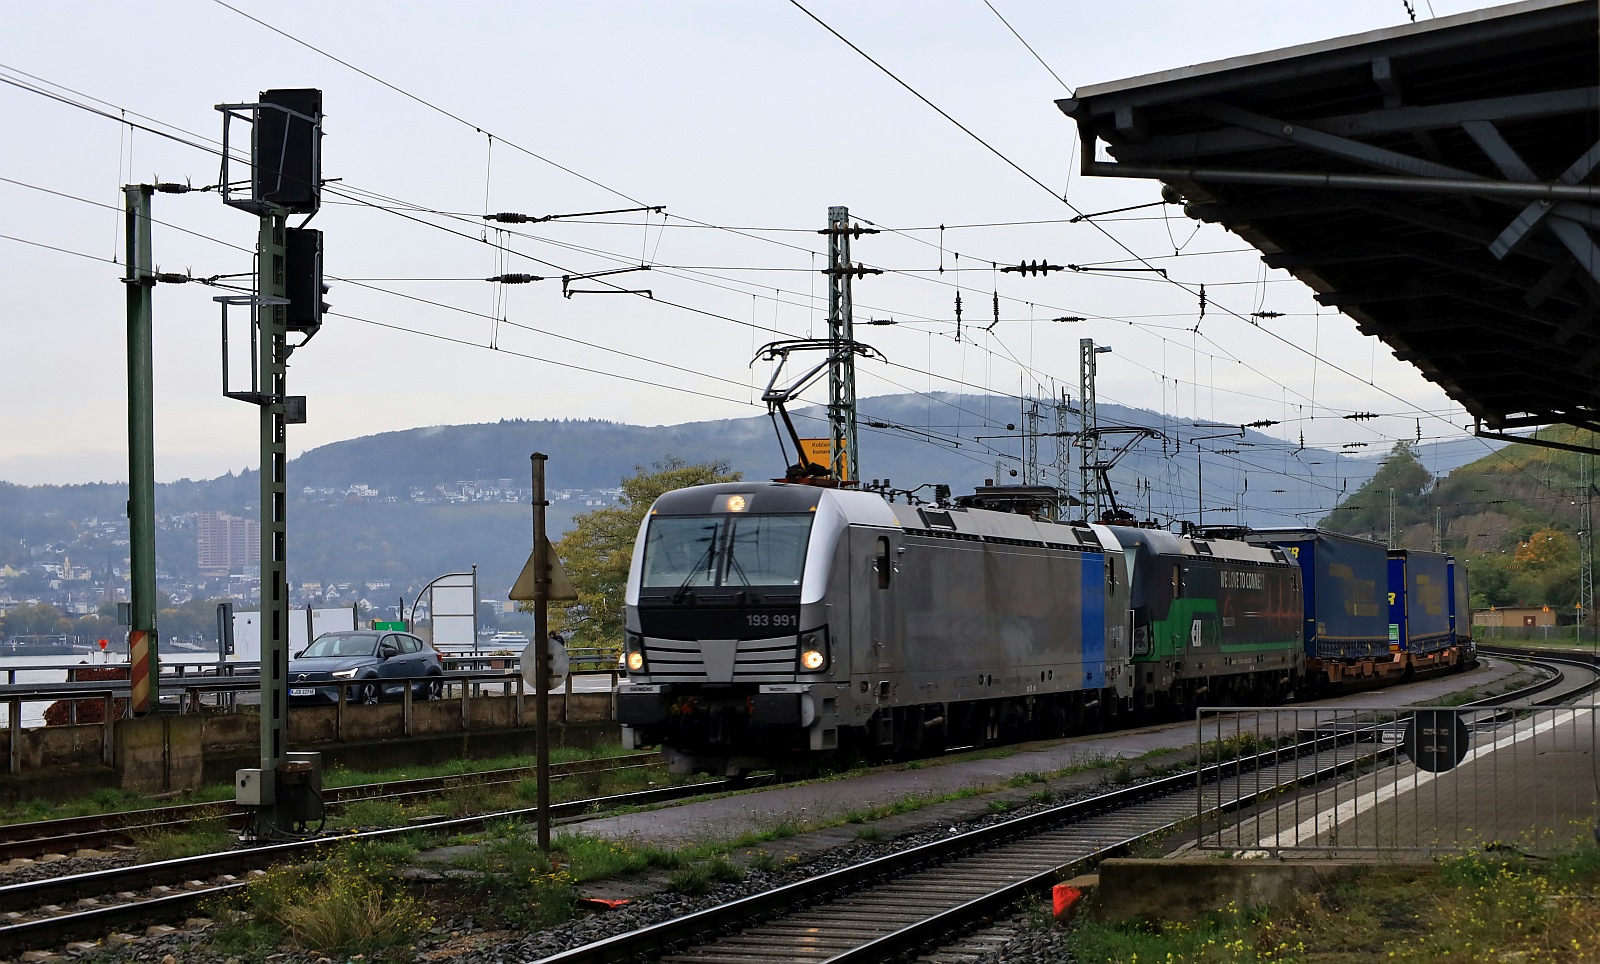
[747,849,779,872]
[132,817,234,862]
[450,832,577,929]
[319,741,633,790]
[330,797,413,829]
[1067,838,1600,962]
[209,840,433,960]
[1007,771,1049,787]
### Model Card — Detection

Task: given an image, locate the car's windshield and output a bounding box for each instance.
[641,513,812,589]
[300,633,379,658]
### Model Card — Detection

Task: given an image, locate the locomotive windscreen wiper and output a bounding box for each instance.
[672,526,719,603]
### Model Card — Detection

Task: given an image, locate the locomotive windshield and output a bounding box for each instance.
[641,513,813,589]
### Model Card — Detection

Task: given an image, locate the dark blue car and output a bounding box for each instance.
[288,630,445,705]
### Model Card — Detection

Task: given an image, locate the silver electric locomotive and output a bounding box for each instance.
[616,481,1134,776]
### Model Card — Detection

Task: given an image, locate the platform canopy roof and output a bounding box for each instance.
[1060,0,1600,451]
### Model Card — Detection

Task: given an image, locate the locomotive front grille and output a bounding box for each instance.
[644,637,799,683]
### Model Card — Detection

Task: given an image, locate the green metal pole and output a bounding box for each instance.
[532,452,551,852]
[256,211,290,834]
[123,185,159,712]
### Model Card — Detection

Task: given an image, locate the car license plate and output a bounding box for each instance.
[289,688,314,697]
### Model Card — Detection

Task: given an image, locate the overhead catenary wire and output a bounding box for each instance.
[786,1,1562,499]
[1,52,1435,452]
[5,19,1548,510]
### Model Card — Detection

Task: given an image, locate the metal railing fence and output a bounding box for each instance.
[1196,703,1599,855]
[0,666,621,775]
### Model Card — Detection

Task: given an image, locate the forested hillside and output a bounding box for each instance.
[1,393,1499,607]
[1321,427,1599,613]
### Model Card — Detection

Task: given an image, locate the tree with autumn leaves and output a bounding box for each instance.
[1469,525,1579,611]
[546,458,741,651]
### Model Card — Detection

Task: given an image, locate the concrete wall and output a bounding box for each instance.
[1092,858,1427,923]
[0,692,615,803]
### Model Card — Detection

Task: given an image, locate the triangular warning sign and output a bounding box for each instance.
[509,536,579,602]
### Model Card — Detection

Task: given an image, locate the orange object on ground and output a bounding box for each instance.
[1052,883,1083,920]
[579,897,631,911]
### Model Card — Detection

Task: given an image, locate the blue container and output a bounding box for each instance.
[1447,556,1472,648]
[1241,528,1389,661]
[1389,550,1453,654]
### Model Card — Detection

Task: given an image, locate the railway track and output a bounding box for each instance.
[0,648,1584,960]
[0,751,662,865]
[0,776,729,958]
[535,649,1599,964]
[1477,644,1600,702]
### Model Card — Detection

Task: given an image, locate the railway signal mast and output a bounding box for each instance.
[215,89,328,841]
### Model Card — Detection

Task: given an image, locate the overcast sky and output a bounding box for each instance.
[2,0,1498,487]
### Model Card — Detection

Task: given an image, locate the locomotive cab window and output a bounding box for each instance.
[641,513,814,589]
[875,536,892,589]
[1171,564,1183,599]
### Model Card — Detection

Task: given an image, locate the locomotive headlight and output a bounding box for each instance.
[798,630,828,671]
[627,651,645,672]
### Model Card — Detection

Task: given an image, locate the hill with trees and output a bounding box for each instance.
[0,392,1502,624]
[1320,427,1598,616]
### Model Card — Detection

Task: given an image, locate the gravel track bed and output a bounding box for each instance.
[54,771,1154,964]
[0,850,139,887]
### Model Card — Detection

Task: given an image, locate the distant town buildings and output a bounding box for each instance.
[197,511,261,575]
[2,477,623,622]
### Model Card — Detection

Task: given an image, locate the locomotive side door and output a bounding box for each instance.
[847,528,900,677]
[1104,551,1135,701]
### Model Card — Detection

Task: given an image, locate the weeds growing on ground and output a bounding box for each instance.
[747,849,779,872]
[1066,836,1600,962]
[133,817,234,862]
[451,832,577,929]
[209,840,433,960]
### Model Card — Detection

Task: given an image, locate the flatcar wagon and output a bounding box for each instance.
[1389,548,1464,675]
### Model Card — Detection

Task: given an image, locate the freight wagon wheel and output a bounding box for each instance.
[357,681,380,705]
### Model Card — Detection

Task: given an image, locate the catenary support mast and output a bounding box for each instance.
[123,185,159,713]
[820,206,879,482]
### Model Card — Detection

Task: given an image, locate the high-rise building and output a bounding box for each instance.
[198,511,260,575]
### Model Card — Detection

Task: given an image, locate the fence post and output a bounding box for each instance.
[402,682,413,737]
[336,685,347,742]
[9,698,19,775]
[102,693,114,766]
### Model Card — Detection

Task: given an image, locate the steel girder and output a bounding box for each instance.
[1060,0,1600,443]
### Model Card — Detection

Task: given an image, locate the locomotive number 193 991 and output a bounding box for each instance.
[747,613,798,628]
